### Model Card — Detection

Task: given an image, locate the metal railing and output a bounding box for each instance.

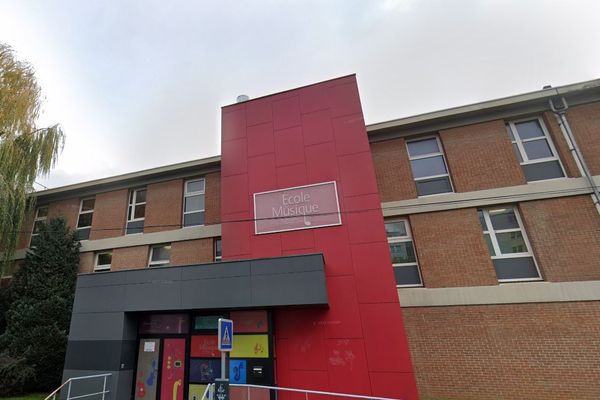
[44,373,112,400]
[202,383,403,400]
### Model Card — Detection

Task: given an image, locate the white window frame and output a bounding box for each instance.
[183,178,205,227]
[406,135,454,196]
[30,206,48,246]
[480,206,542,283]
[386,218,423,288]
[507,117,566,176]
[148,244,171,268]
[77,197,95,239]
[94,251,112,272]
[128,188,146,223]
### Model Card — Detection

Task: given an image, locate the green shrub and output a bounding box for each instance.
[0,356,36,396]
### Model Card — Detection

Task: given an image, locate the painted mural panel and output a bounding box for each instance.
[189,358,221,383]
[135,339,160,400]
[188,384,208,400]
[161,338,186,400]
[230,311,268,333]
[194,314,226,330]
[229,359,247,384]
[139,314,189,334]
[191,335,220,357]
[231,335,269,358]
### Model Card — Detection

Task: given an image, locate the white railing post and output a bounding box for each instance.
[102,374,107,400]
[67,380,72,400]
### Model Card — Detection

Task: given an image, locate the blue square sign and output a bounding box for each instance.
[218,318,233,351]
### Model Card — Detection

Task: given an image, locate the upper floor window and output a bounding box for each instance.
[30,206,48,246]
[94,251,112,272]
[406,136,453,196]
[126,188,146,234]
[149,244,171,268]
[214,237,222,262]
[385,219,422,287]
[77,198,95,240]
[507,118,565,181]
[478,206,541,282]
[183,178,205,227]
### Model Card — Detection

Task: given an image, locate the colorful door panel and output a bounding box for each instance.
[231,335,269,358]
[135,339,160,400]
[161,338,186,400]
[188,384,208,400]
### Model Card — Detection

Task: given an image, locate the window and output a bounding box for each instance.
[385,219,422,287]
[77,198,95,240]
[183,178,205,227]
[214,237,222,261]
[406,136,453,196]
[148,244,171,267]
[30,206,48,246]
[478,206,541,282]
[126,188,146,234]
[507,117,565,181]
[94,251,112,271]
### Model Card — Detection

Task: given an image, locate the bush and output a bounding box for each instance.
[0,356,36,396]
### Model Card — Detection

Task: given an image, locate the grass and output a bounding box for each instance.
[0,394,47,400]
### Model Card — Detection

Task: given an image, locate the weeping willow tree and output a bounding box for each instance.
[0,43,64,274]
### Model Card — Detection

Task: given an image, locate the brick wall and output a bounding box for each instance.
[79,252,95,274]
[440,120,526,191]
[111,245,149,270]
[205,172,221,225]
[519,195,600,282]
[48,197,81,230]
[409,208,498,288]
[16,212,34,249]
[403,302,600,400]
[171,238,214,266]
[90,189,128,240]
[144,179,183,233]
[370,137,417,202]
[542,112,581,177]
[563,101,600,175]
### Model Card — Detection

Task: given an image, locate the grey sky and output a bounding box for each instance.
[1,0,599,189]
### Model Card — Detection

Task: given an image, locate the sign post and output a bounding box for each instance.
[216,318,233,400]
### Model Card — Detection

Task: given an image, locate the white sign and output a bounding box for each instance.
[143,341,156,352]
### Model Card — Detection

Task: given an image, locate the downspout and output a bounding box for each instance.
[549,96,600,215]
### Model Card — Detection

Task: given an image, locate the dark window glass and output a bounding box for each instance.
[410,155,447,179]
[512,143,523,162]
[37,207,48,218]
[393,266,422,286]
[187,179,205,193]
[488,208,519,230]
[496,231,527,254]
[97,252,112,266]
[138,314,189,334]
[81,199,95,211]
[523,139,553,160]
[151,245,171,262]
[477,210,487,230]
[184,212,205,227]
[522,160,564,181]
[389,242,416,264]
[135,189,146,203]
[407,138,439,157]
[385,221,407,238]
[77,228,91,241]
[515,120,544,140]
[126,220,144,234]
[215,238,222,260]
[77,213,93,228]
[493,257,539,280]
[185,195,205,212]
[483,234,495,256]
[134,204,146,219]
[415,177,452,196]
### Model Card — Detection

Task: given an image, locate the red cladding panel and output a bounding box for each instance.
[221,75,417,399]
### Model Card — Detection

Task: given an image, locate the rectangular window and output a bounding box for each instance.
[30,206,48,246]
[214,237,222,262]
[385,219,423,287]
[507,117,565,181]
[183,178,205,227]
[406,136,453,196]
[126,188,146,234]
[94,251,112,272]
[478,206,541,282]
[76,198,95,240]
[148,244,171,268]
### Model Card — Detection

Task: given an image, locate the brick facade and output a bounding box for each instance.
[519,195,600,282]
[542,112,581,177]
[403,302,600,400]
[90,189,128,240]
[440,120,526,191]
[370,137,417,202]
[144,179,184,233]
[205,172,221,225]
[170,238,214,266]
[48,197,81,230]
[409,208,498,288]
[111,245,149,270]
[79,252,95,274]
[564,102,600,175]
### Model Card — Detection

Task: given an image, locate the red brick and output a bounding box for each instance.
[144,179,183,233]
[90,189,128,240]
[370,137,417,202]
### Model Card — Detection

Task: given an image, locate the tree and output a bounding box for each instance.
[0,43,64,274]
[0,217,80,395]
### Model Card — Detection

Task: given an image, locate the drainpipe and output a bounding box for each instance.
[549,96,600,215]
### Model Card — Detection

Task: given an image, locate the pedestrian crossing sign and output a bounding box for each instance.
[218,318,233,351]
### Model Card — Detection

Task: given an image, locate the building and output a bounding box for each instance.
[3,75,600,400]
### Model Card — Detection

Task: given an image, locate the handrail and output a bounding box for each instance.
[203,383,403,400]
[44,373,112,400]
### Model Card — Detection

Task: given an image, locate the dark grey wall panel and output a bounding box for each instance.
[68,312,127,341]
[65,341,126,370]
[181,276,252,309]
[72,285,127,314]
[252,271,328,306]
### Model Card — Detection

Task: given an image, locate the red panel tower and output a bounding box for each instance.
[221,75,418,399]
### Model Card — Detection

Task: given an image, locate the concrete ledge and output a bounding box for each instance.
[398,280,600,307]
[382,176,599,216]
